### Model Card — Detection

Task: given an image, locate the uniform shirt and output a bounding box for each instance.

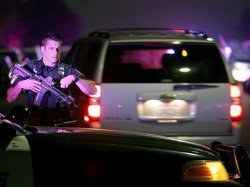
[11,59,84,109]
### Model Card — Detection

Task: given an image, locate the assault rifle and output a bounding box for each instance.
[10,64,77,107]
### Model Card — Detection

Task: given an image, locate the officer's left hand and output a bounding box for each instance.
[60,75,75,88]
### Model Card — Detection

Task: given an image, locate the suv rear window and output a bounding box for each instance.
[102,42,228,83]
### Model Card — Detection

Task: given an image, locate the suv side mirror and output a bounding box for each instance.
[235,145,250,186]
[210,141,250,186]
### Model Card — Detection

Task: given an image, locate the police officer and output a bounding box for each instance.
[7,33,97,126]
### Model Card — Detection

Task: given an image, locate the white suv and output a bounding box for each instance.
[64,28,243,145]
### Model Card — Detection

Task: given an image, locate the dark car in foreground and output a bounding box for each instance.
[0,108,249,187]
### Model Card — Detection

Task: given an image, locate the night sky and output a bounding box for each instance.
[1,0,250,48]
[63,0,250,41]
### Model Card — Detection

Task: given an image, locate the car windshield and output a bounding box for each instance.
[103,42,228,83]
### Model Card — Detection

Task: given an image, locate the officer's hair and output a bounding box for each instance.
[41,33,63,46]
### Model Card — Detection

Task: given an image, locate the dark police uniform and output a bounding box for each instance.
[11,59,84,126]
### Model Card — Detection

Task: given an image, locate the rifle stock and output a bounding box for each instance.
[11,64,77,107]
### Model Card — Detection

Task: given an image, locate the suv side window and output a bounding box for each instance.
[64,40,103,79]
[102,42,228,83]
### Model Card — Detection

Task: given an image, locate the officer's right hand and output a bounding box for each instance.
[18,79,41,93]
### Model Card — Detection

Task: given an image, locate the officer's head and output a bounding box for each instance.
[40,33,63,67]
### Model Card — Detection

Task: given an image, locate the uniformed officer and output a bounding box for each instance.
[7,33,97,126]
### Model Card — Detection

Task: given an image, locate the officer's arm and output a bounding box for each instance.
[7,79,41,103]
[60,74,97,95]
[75,78,97,95]
[7,82,23,103]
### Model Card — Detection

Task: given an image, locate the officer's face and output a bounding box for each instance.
[41,39,62,67]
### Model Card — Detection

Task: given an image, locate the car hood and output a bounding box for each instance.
[27,127,219,160]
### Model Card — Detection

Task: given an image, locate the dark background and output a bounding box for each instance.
[1,0,250,49]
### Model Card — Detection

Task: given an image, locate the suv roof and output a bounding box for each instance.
[88,28,209,39]
[84,28,215,45]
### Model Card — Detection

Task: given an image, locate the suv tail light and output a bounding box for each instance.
[84,85,101,123]
[230,84,243,121]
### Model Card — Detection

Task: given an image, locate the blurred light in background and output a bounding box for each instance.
[232,60,250,82]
